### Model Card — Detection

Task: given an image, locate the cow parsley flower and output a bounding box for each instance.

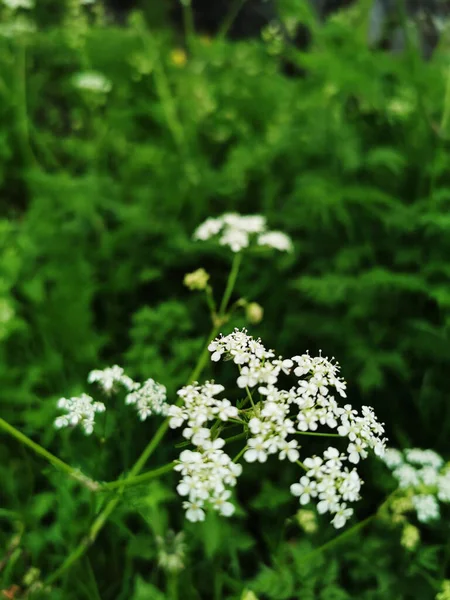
[88,365,136,394]
[193,213,293,253]
[175,445,241,522]
[54,394,105,435]
[73,71,112,94]
[382,447,450,524]
[412,494,440,523]
[291,446,362,528]
[203,329,385,528]
[125,378,168,421]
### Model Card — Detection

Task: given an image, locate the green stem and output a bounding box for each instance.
[0,418,97,490]
[182,0,195,49]
[296,459,308,471]
[101,462,175,491]
[0,509,20,521]
[245,386,255,409]
[204,285,217,320]
[224,432,247,445]
[299,490,397,563]
[218,0,248,40]
[299,514,375,563]
[188,323,221,383]
[441,66,450,134]
[152,49,188,158]
[233,446,247,462]
[219,252,242,316]
[15,41,37,168]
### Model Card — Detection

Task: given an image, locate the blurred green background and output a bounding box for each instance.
[1,1,450,598]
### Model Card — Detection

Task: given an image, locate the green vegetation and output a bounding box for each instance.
[1,1,450,598]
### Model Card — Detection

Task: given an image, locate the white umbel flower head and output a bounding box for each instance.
[73,71,112,94]
[88,365,136,395]
[193,213,293,253]
[54,393,105,435]
[382,446,450,524]
[125,378,168,421]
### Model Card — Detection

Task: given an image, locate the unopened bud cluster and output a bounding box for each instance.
[382,448,450,523]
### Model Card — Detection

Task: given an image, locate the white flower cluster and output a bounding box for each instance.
[88,365,136,394]
[193,213,293,253]
[174,444,242,522]
[291,448,362,528]
[206,329,387,528]
[55,366,168,433]
[125,378,168,421]
[382,447,450,523]
[1,0,33,9]
[169,382,242,521]
[54,394,105,435]
[73,71,112,94]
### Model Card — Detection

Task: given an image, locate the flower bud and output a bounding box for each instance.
[436,580,450,600]
[170,48,187,67]
[246,302,264,324]
[184,268,210,291]
[295,509,318,534]
[241,590,259,600]
[401,524,420,551]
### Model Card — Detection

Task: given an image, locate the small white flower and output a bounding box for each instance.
[212,490,235,516]
[412,494,440,523]
[303,456,324,478]
[244,437,268,463]
[278,439,300,462]
[88,365,136,394]
[183,500,206,523]
[54,393,105,435]
[193,213,291,254]
[393,464,421,489]
[125,378,168,421]
[73,71,112,94]
[347,441,368,465]
[257,231,293,252]
[331,504,353,529]
[290,476,317,505]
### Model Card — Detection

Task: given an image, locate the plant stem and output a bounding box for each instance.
[0,509,20,521]
[0,418,96,490]
[233,446,247,462]
[101,462,176,491]
[219,252,242,316]
[299,514,376,563]
[218,0,248,40]
[15,41,37,168]
[245,386,255,409]
[224,432,247,445]
[298,490,397,563]
[182,0,195,50]
[188,323,221,383]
